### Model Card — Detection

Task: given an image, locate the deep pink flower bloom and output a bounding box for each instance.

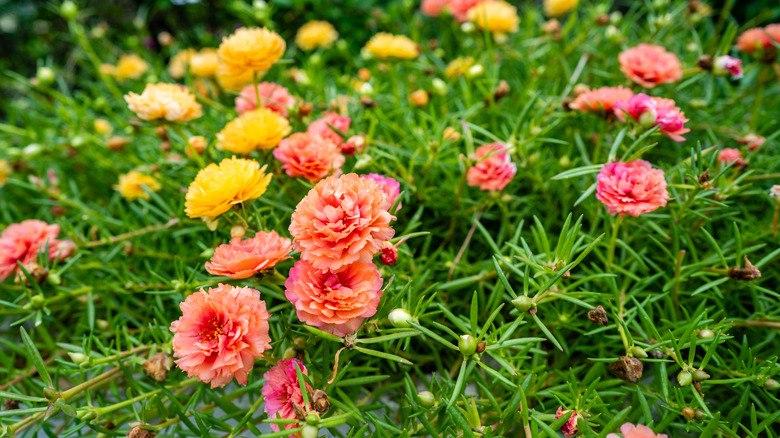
[205,231,292,279]
[606,423,668,438]
[273,132,346,182]
[615,94,690,142]
[262,358,312,432]
[738,134,765,151]
[596,160,669,217]
[555,406,582,438]
[236,82,296,117]
[289,174,395,272]
[718,148,743,166]
[466,142,516,191]
[342,135,366,156]
[713,55,743,79]
[0,220,75,282]
[285,260,383,337]
[421,0,450,16]
[307,112,351,148]
[361,174,402,211]
[619,44,682,88]
[170,284,272,388]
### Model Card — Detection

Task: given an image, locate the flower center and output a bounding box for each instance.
[198,316,224,343]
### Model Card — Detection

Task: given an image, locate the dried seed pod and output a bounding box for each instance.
[587,305,609,326]
[682,407,695,420]
[127,425,156,438]
[476,341,487,354]
[3,398,19,411]
[697,55,713,71]
[293,402,307,421]
[727,256,761,281]
[312,390,330,414]
[609,356,643,383]
[143,353,173,382]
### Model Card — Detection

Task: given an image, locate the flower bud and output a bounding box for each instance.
[629,346,648,358]
[282,346,297,360]
[458,335,477,357]
[417,390,435,408]
[301,425,319,438]
[605,25,622,43]
[305,412,320,425]
[677,370,693,387]
[693,369,710,381]
[461,22,476,33]
[638,110,657,128]
[698,329,715,339]
[388,309,414,328]
[68,352,89,365]
[431,78,448,96]
[60,1,78,20]
[36,67,56,86]
[408,90,429,106]
[359,82,374,96]
[380,241,398,266]
[764,378,779,391]
[466,64,484,79]
[682,406,695,420]
[511,295,534,312]
[230,225,246,240]
[143,353,173,382]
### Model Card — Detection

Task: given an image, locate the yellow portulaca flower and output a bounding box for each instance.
[364,33,419,60]
[115,54,149,81]
[190,48,219,78]
[445,57,475,78]
[124,83,203,123]
[168,49,196,79]
[467,1,519,34]
[93,119,113,136]
[217,108,291,154]
[114,171,161,200]
[218,27,285,80]
[295,21,338,51]
[544,0,579,17]
[0,159,10,187]
[184,157,272,219]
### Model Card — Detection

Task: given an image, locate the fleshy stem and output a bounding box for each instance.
[606,214,624,271]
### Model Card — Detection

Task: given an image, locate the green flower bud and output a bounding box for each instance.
[36,67,56,86]
[388,309,414,328]
[459,334,477,357]
[698,329,715,339]
[60,1,78,20]
[431,78,448,96]
[764,378,779,391]
[677,370,693,387]
[638,111,657,128]
[511,295,534,312]
[301,425,319,438]
[466,64,484,79]
[417,390,435,408]
[68,352,89,365]
[693,369,711,381]
[305,412,320,426]
[629,346,648,358]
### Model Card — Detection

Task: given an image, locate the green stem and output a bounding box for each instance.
[606,214,624,271]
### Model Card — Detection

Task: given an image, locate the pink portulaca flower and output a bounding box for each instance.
[718,148,743,166]
[737,134,765,151]
[170,284,272,388]
[466,143,517,192]
[273,132,346,182]
[0,220,75,282]
[569,86,634,114]
[289,174,395,272]
[555,406,582,438]
[235,82,296,117]
[285,260,383,337]
[606,423,668,438]
[262,358,313,433]
[205,231,292,279]
[421,0,450,16]
[614,94,690,142]
[342,135,366,156]
[712,55,743,79]
[596,160,669,217]
[362,173,402,211]
[307,112,351,148]
[619,44,682,88]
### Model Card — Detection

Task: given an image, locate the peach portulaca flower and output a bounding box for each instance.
[289,174,396,272]
[606,423,668,438]
[0,220,75,282]
[596,160,669,217]
[205,231,292,279]
[736,25,780,58]
[307,112,351,149]
[169,284,272,388]
[273,132,346,182]
[466,143,517,192]
[614,94,690,142]
[235,82,296,117]
[262,358,312,433]
[718,148,743,166]
[124,83,203,123]
[569,86,634,114]
[362,174,402,211]
[618,44,682,88]
[421,0,449,16]
[285,260,383,336]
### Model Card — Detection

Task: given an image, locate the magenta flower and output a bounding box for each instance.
[262,358,312,432]
[713,56,743,79]
[615,94,690,142]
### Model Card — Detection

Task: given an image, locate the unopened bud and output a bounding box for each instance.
[698,329,715,339]
[301,424,319,438]
[458,334,477,357]
[60,1,78,20]
[466,64,484,79]
[605,25,622,43]
[682,406,695,420]
[305,412,320,425]
[677,370,693,387]
[417,390,435,408]
[230,225,246,240]
[282,346,297,360]
[143,353,173,382]
[36,67,56,86]
[764,378,779,391]
[638,110,657,128]
[380,241,398,266]
[629,346,648,358]
[68,352,89,365]
[461,22,476,33]
[511,295,534,312]
[693,369,710,381]
[388,309,414,328]
[432,78,447,96]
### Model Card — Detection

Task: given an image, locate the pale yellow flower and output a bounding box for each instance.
[93,119,113,136]
[114,171,161,200]
[124,83,203,123]
[295,21,338,51]
[184,157,272,219]
[115,54,149,81]
[0,160,10,187]
[216,67,255,91]
[467,1,519,34]
[169,49,196,79]
[217,108,291,154]
[544,0,579,17]
[218,27,285,83]
[445,57,475,78]
[190,48,219,77]
[100,63,117,76]
[364,33,419,60]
